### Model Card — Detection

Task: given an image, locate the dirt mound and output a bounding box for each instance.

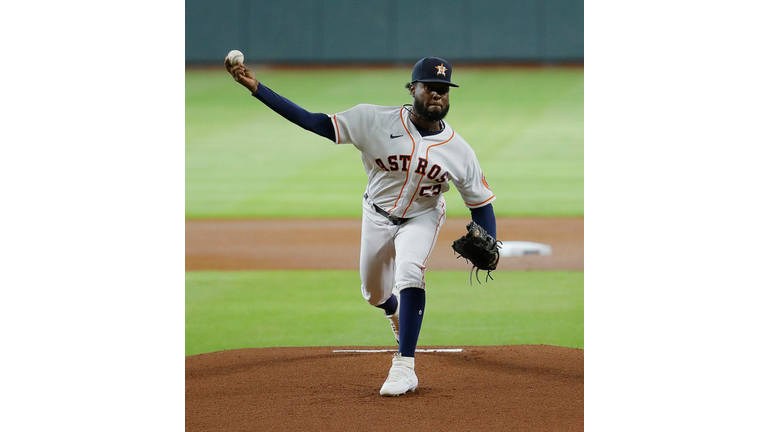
[186,345,583,431]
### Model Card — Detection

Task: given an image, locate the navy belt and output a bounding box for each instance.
[364,193,410,225]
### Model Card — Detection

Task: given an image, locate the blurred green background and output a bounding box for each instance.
[185,68,583,218]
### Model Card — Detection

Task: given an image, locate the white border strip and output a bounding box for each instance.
[333,348,463,353]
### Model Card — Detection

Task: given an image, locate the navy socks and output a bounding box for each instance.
[398,288,426,357]
[375,294,398,316]
[373,289,426,357]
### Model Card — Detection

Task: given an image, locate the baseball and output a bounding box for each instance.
[227,49,244,65]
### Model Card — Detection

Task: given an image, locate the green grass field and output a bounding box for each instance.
[185,67,583,218]
[185,270,583,356]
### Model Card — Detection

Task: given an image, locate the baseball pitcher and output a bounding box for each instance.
[226,56,498,396]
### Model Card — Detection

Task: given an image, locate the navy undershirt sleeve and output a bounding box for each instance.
[252,83,336,142]
[470,204,497,239]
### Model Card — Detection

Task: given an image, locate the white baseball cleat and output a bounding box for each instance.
[379,353,418,396]
[385,292,400,344]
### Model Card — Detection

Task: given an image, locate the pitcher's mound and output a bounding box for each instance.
[186,345,583,431]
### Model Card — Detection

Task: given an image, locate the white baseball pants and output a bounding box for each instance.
[359,196,446,306]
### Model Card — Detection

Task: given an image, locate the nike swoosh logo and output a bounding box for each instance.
[390,134,403,139]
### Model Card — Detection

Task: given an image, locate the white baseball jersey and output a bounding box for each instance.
[330,104,495,218]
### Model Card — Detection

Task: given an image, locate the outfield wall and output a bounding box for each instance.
[186,0,584,64]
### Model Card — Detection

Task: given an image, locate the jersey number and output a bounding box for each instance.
[419,184,442,197]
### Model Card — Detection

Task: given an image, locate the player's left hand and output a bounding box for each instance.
[452,222,501,284]
[225,58,260,93]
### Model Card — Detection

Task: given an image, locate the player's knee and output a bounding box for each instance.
[395,263,428,289]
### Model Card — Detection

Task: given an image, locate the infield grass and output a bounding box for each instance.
[185,270,583,356]
[185,67,583,218]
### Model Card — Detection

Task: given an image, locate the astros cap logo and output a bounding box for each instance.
[435,63,447,77]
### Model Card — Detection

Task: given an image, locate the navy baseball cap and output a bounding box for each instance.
[411,56,459,88]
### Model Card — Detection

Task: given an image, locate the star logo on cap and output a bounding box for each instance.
[435,63,447,76]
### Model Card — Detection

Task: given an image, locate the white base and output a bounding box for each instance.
[499,241,552,257]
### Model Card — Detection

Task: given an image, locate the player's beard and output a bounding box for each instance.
[414,98,450,122]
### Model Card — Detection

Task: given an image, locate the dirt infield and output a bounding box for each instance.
[185,345,583,431]
[185,217,583,271]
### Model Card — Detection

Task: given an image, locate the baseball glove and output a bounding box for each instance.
[451,222,502,284]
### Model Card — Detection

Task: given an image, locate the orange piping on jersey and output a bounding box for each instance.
[422,200,446,269]
[332,115,340,144]
[401,129,455,218]
[387,108,417,213]
[465,195,496,207]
